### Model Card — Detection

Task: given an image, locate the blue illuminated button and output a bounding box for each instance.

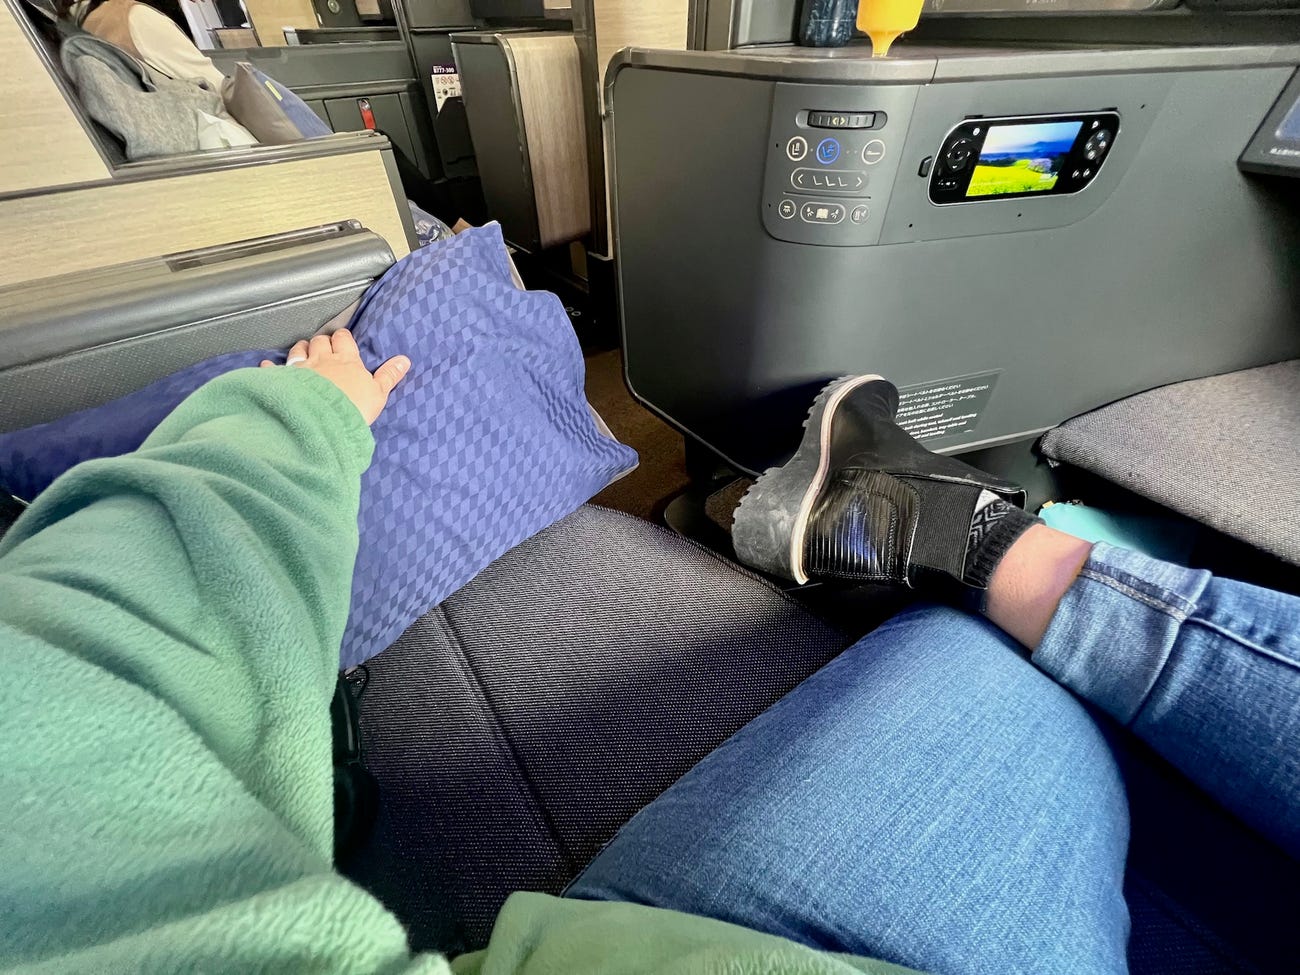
[816,138,841,165]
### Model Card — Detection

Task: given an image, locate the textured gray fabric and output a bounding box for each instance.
[60,33,220,159]
[345,504,850,955]
[1040,360,1300,565]
[21,11,128,164]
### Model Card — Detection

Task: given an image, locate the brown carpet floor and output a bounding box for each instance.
[584,348,688,521]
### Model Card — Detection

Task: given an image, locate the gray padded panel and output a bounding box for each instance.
[0,293,363,433]
[0,229,393,432]
[610,53,1300,475]
[346,503,849,955]
[1040,360,1300,565]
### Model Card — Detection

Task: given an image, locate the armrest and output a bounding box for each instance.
[113,129,400,180]
[0,224,395,431]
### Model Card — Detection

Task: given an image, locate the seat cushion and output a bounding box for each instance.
[1039,360,1300,566]
[345,504,850,955]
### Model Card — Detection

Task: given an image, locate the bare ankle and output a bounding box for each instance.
[985,525,1094,651]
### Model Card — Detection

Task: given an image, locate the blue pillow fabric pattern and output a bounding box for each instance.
[0,225,637,667]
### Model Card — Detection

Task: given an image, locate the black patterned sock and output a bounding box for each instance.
[962,490,1041,589]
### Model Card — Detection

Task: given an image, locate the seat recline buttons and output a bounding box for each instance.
[791,168,867,193]
[786,136,809,162]
[850,205,869,224]
[800,201,846,224]
[816,138,842,165]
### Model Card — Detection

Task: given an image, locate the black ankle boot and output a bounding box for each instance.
[733,376,1037,591]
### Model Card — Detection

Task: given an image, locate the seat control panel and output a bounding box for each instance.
[762,85,915,247]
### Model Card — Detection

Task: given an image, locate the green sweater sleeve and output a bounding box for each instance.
[0,368,914,975]
[0,368,444,974]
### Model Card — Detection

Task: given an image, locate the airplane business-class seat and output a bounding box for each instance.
[0,228,1296,973]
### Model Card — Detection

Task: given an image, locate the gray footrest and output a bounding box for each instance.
[1039,360,1300,566]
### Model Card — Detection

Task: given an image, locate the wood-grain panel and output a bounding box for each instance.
[585,0,689,256]
[0,151,409,288]
[0,2,111,194]
[511,34,591,247]
[242,0,319,46]
[593,0,688,106]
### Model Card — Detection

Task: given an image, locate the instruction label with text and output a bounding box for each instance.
[896,371,1000,443]
[431,64,461,113]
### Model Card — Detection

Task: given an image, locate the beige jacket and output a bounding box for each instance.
[82,0,227,91]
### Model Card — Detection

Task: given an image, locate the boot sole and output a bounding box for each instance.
[733,374,884,584]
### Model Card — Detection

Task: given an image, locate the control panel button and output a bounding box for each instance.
[943,138,974,171]
[816,138,841,165]
[1084,129,1112,162]
[786,136,808,162]
[808,111,875,129]
[918,156,933,178]
[791,168,867,193]
[778,199,797,219]
[850,205,869,224]
[800,201,846,225]
[861,139,886,165]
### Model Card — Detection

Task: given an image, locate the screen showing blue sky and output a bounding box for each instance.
[979,121,1082,161]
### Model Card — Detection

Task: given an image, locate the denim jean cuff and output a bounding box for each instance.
[1031,542,1213,724]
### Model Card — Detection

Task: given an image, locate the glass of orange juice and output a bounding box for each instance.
[856,0,925,57]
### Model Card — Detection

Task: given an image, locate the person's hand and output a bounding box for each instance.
[261,329,411,426]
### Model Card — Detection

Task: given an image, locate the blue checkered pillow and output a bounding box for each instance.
[0,225,637,667]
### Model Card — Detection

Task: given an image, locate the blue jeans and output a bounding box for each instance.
[566,543,1300,974]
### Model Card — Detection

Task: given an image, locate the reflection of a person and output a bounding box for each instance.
[59,0,227,90]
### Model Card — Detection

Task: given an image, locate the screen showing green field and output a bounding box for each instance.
[965,121,1083,197]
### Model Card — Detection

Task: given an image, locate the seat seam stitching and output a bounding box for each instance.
[438,602,579,872]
